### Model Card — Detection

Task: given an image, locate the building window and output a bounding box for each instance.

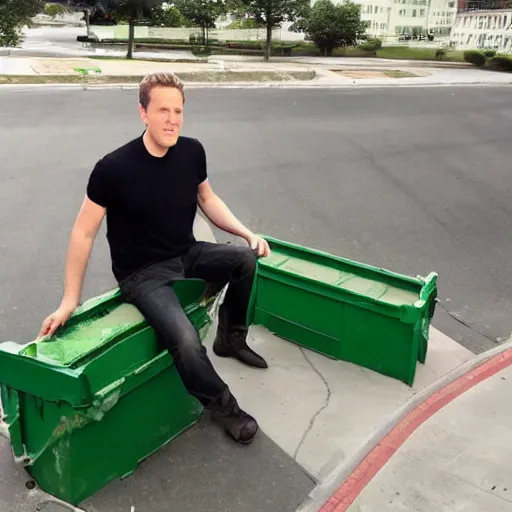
[413,9,417,16]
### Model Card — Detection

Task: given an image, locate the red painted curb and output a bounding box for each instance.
[320,348,512,512]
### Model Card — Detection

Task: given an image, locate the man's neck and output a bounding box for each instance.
[143,131,169,158]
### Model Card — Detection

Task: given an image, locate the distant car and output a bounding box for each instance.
[89,12,117,26]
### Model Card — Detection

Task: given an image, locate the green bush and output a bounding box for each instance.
[463,50,487,67]
[44,3,66,18]
[368,37,382,49]
[484,49,497,58]
[358,42,375,51]
[359,37,382,51]
[226,18,263,29]
[435,48,446,60]
[488,54,512,71]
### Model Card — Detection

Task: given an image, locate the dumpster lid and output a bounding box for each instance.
[21,279,207,367]
[259,236,422,308]
[24,303,145,366]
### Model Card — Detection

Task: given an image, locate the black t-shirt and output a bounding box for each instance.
[86,134,207,283]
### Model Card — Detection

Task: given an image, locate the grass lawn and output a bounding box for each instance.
[0,70,315,85]
[246,43,465,62]
[383,69,420,78]
[87,38,467,63]
[377,46,464,62]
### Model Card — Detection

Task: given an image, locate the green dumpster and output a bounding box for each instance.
[0,279,220,506]
[247,236,438,386]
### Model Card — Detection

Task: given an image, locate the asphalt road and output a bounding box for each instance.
[1,86,511,354]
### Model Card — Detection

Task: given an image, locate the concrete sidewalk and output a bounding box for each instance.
[217,54,474,69]
[0,55,511,89]
[211,326,473,483]
[318,346,512,512]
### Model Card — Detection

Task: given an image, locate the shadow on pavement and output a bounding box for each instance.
[81,414,315,512]
[0,412,314,512]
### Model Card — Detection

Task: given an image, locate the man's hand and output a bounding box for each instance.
[247,234,271,258]
[38,303,77,339]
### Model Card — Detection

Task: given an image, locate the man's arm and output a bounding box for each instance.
[62,195,106,307]
[197,179,270,257]
[38,195,105,337]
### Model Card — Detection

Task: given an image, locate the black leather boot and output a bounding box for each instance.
[208,387,258,444]
[213,304,268,369]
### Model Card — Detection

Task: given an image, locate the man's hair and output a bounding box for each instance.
[138,72,185,109]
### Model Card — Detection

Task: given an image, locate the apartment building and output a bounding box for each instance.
[342,0,512,50]
[451,6,512,50]
[356,0,458,39]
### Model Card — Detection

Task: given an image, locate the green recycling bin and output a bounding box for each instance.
[0,279,220,506]
[247,236,438,386]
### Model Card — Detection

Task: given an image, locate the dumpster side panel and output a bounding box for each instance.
[23,363,202,506]
[0,342,88,406]
[339,304,418,386]
[0,385,25,459]
[417,272,438,364]
[79,327,160,398]
[252,274,344,359]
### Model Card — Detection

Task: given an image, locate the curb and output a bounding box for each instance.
[296,336,512,512]
[0,81,511,91]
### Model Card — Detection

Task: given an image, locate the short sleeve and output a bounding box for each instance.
[86,158,111,208]
[196,139,208,185]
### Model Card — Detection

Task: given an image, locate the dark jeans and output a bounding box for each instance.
[120,242,258,406]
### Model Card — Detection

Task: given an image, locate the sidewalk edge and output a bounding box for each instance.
[0,81,511,91]
[296,336,512,512]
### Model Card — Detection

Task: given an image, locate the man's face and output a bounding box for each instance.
[139,85,184,148]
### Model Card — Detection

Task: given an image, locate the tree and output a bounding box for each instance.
[62,0,107,40]
[102,0,164,58]
[44,3,67,18]
[237,0,309,61]
[174,0,226,45]
[67,0,164,58]
[0,0,44,47]
[292,0,366,56]
[148,3,187,27]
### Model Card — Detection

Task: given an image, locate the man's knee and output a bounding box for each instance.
[235,246,257,273]
[167,322,204,359]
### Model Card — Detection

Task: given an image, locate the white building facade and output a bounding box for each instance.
[325,0,512,51]
[327,0,458,40]
[450,9,512,51]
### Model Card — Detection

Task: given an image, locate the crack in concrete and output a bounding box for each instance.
[293,348,332,461]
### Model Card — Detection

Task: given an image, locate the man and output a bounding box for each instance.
[38,72,270,445]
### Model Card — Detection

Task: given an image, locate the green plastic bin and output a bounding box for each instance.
[247,236,438,386]
[0,279,220,506]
